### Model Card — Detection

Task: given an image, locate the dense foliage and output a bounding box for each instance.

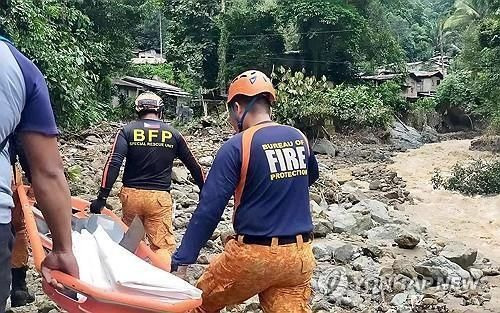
[1,0,497,131]
[432,159,500,195]
[435,0,500,131]
[0,0,141,129]
[273,68,393,134]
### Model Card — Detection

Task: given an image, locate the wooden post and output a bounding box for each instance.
[201,87,208,117]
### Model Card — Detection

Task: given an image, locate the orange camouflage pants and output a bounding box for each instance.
[119,187,175,261]
[193,235,316,313]
[11,192,29,269]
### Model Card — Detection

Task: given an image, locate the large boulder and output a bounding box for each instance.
[333,244,357,264]
[329,208,374,235]
[394,230,420,249]
[389,121,423,150]
[350,200,391,224]
[439,242,478,269]
[313,138,337,156]
[421,125,439,143]
[312,240,342,262]
[365,224,404,241]
[415,256,471,283]
[392,259,418,279]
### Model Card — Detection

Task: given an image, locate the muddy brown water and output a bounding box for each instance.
[389,139,500,313]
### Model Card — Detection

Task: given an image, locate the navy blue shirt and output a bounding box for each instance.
[172,123,319,266]
[0,38,59,223]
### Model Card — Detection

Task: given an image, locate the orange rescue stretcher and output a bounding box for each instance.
[15,183,202,313]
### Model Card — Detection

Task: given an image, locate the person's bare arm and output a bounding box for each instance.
[20,132,78,279]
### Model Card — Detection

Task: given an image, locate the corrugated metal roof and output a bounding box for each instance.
[112,79,143,89]
[409,70,443,78]
[360,73,401,81]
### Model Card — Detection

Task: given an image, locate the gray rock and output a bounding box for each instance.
[366,224,404,241]
[197,254,210,264]
[439,242,477,269]
[186,264,207,285]
[341,181,364,194]
[469,268,483,280]
[219,230,235,246]
[415,256,471,283]
[310,192,322,205]
[384,190,400,199]
[310,200,324,216]
[390,292,408,307]
[312,138,337,156]
[392,259,418,279]
[171,188,187,199]
[347,190,368,204]
[333,244,356,264]
[394,231,420,249]
[352,256,380,276]
[199,155,214,166]
[390,121,423,150]
[362,244,383,258]
[172,167,188,183]
[421,126,439,143]
[173,217,188,230]
[313,218,333,238]
[351,200,391,224]
[312,241,337,262]
[369,180,382,190]
[482,266,500,276]
[329,210,374,235]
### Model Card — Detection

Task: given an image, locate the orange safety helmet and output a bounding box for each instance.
[227,70,276,105]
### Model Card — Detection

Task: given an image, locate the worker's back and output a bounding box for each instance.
[231,122,316,237]
[123,119,184,190]
[102,118,204,193]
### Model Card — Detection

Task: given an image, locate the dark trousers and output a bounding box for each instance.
[0,223,13,313]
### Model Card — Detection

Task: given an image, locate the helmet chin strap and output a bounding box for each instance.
[234,96,259,133]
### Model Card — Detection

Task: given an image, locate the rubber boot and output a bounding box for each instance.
[10,267,35,307]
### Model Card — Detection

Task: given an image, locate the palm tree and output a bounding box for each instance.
[444,0,490,30]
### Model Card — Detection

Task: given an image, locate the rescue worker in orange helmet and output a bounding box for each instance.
[90,92,205,262]
[171,70,320,313]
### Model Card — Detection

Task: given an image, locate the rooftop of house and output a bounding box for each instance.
[409,70,444,79]
[360,73,402,81]
[116,76,192,98]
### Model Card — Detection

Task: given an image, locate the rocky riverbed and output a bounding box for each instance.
[6,122,500,313]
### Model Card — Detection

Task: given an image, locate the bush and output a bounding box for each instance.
[127,64,197,92]
[374,81,409,114]
[435,71,479,114]
[273,68,394,134]
[432,159,500,195]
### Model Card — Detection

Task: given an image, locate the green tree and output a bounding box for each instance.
[163,0,220,89]
[1,0,143,129]
[224,1,285,83]
[278,0,365,81]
